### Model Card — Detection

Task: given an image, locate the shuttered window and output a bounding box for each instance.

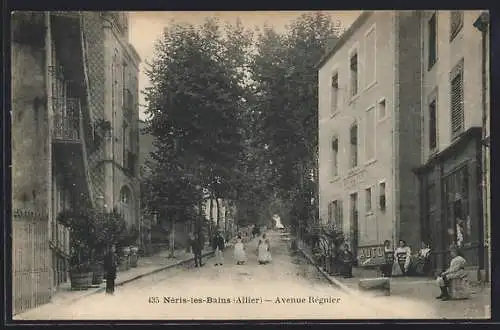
[331,137,339,177]
[450,11,463,41]
[350,123,358,168]
[429,99,437,150]
[450,63,464,137]
[331,74,339,114]
[428,13,437,69]
[350,52,358,97]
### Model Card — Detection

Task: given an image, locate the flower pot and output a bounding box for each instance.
[70,270,93,290]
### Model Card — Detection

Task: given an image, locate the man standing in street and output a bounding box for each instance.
[212,230,225,266]
[189,231,204,267]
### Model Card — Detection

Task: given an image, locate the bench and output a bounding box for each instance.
[358,278,391,296]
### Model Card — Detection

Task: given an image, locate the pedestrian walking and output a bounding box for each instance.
[257,233,272,264]
[212,231,225,266]
[104,244,117,295]
[189,232,204,267]
[233,234,247,265]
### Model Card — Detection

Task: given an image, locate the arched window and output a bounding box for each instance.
[119,186,133,226]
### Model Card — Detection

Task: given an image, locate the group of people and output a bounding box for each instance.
[188,228,274,267]
[380,239,432,277]
[380,238,470,301]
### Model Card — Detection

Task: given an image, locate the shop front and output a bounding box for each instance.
[414,128,484,276]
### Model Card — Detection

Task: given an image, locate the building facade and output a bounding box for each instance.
[318,11,423,265]
[414,10,489,277]
[11,11,141,314]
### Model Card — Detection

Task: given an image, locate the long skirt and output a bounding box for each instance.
[233,244,247,264]
[258,244,272,264]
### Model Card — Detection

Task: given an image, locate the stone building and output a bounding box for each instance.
[317,11,423,265]
[11,11,140,314]
[413,10,490,277]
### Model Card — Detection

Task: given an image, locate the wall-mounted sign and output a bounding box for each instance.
[357,244,386,267]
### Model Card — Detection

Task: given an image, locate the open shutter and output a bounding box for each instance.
[451,66,464,136]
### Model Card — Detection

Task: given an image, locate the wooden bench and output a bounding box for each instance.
[358,277,391,296]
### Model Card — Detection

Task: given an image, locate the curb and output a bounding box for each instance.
[296,243,354,295]
[66,249,220,304]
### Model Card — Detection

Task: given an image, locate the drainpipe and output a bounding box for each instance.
[473,11,490,282]
[44,11,55,295]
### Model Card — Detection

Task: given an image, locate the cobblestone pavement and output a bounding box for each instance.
[14,231,479,321]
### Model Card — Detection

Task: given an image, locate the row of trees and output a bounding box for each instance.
[142,13,344,233]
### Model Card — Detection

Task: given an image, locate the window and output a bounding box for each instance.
[378,99,386,120]
[350,123,358,168]
[365,27,376,86]
[328,200,343,229]
[365,187,372,213]
[350,52,358,97]
[428,13,437,69]
[379,181,386,211]
[331,73,339,114]
[451,61,464,138]
[429,99,437,151]
[123,121,130,167]
[450,11,463,41]
[331,137,339,177]
[365,106,375,161]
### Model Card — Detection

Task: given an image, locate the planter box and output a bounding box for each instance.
[70,271,93,290]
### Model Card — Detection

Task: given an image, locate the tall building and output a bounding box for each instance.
[11,11,141,315]
[318,10,489,279]
[413,10,489,278]
[317,11,423,265]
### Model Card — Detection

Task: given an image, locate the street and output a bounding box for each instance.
[14,230,457,320]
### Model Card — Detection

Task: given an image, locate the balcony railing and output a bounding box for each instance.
[52,97,81,142]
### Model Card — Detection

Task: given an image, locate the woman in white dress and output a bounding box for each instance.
[233,235,247,265]
[257,233,272,264]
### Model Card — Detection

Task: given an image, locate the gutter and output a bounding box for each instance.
[316,11,373,70]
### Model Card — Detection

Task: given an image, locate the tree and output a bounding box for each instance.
[142,18,253,233]
[250,13,343,231]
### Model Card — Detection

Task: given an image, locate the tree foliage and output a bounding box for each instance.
[141,13,344,231]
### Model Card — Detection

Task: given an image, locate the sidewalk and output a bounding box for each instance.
[297,240,491,319]
[42,246,217,307]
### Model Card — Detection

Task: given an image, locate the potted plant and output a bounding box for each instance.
[57,210,94,290]
[90,209,126,284]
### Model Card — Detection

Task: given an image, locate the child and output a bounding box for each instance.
[234,235,247,265]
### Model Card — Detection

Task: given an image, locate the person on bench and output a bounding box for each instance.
[436,246,468,301]
[408,241,431,276]
[394,240,411,276]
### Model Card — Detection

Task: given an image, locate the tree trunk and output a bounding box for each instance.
[216,198,221,228]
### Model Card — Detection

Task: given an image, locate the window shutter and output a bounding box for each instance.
[451,69,464,136]
[429,100,437,150]
[331,74,338,113]
[338,200,343,230]
[328,202,333,224]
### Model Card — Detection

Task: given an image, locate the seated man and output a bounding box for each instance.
[408,241,431,276]
[436,246,468,301]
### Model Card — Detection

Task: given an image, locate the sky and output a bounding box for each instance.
[128,11,362,120]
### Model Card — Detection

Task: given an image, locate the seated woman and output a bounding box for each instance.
[339,244,354,278]
[436,246,468,301]
[408,241,432,276]
[394,240,412,276]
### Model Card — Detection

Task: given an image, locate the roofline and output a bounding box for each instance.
[316,11,374,70]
